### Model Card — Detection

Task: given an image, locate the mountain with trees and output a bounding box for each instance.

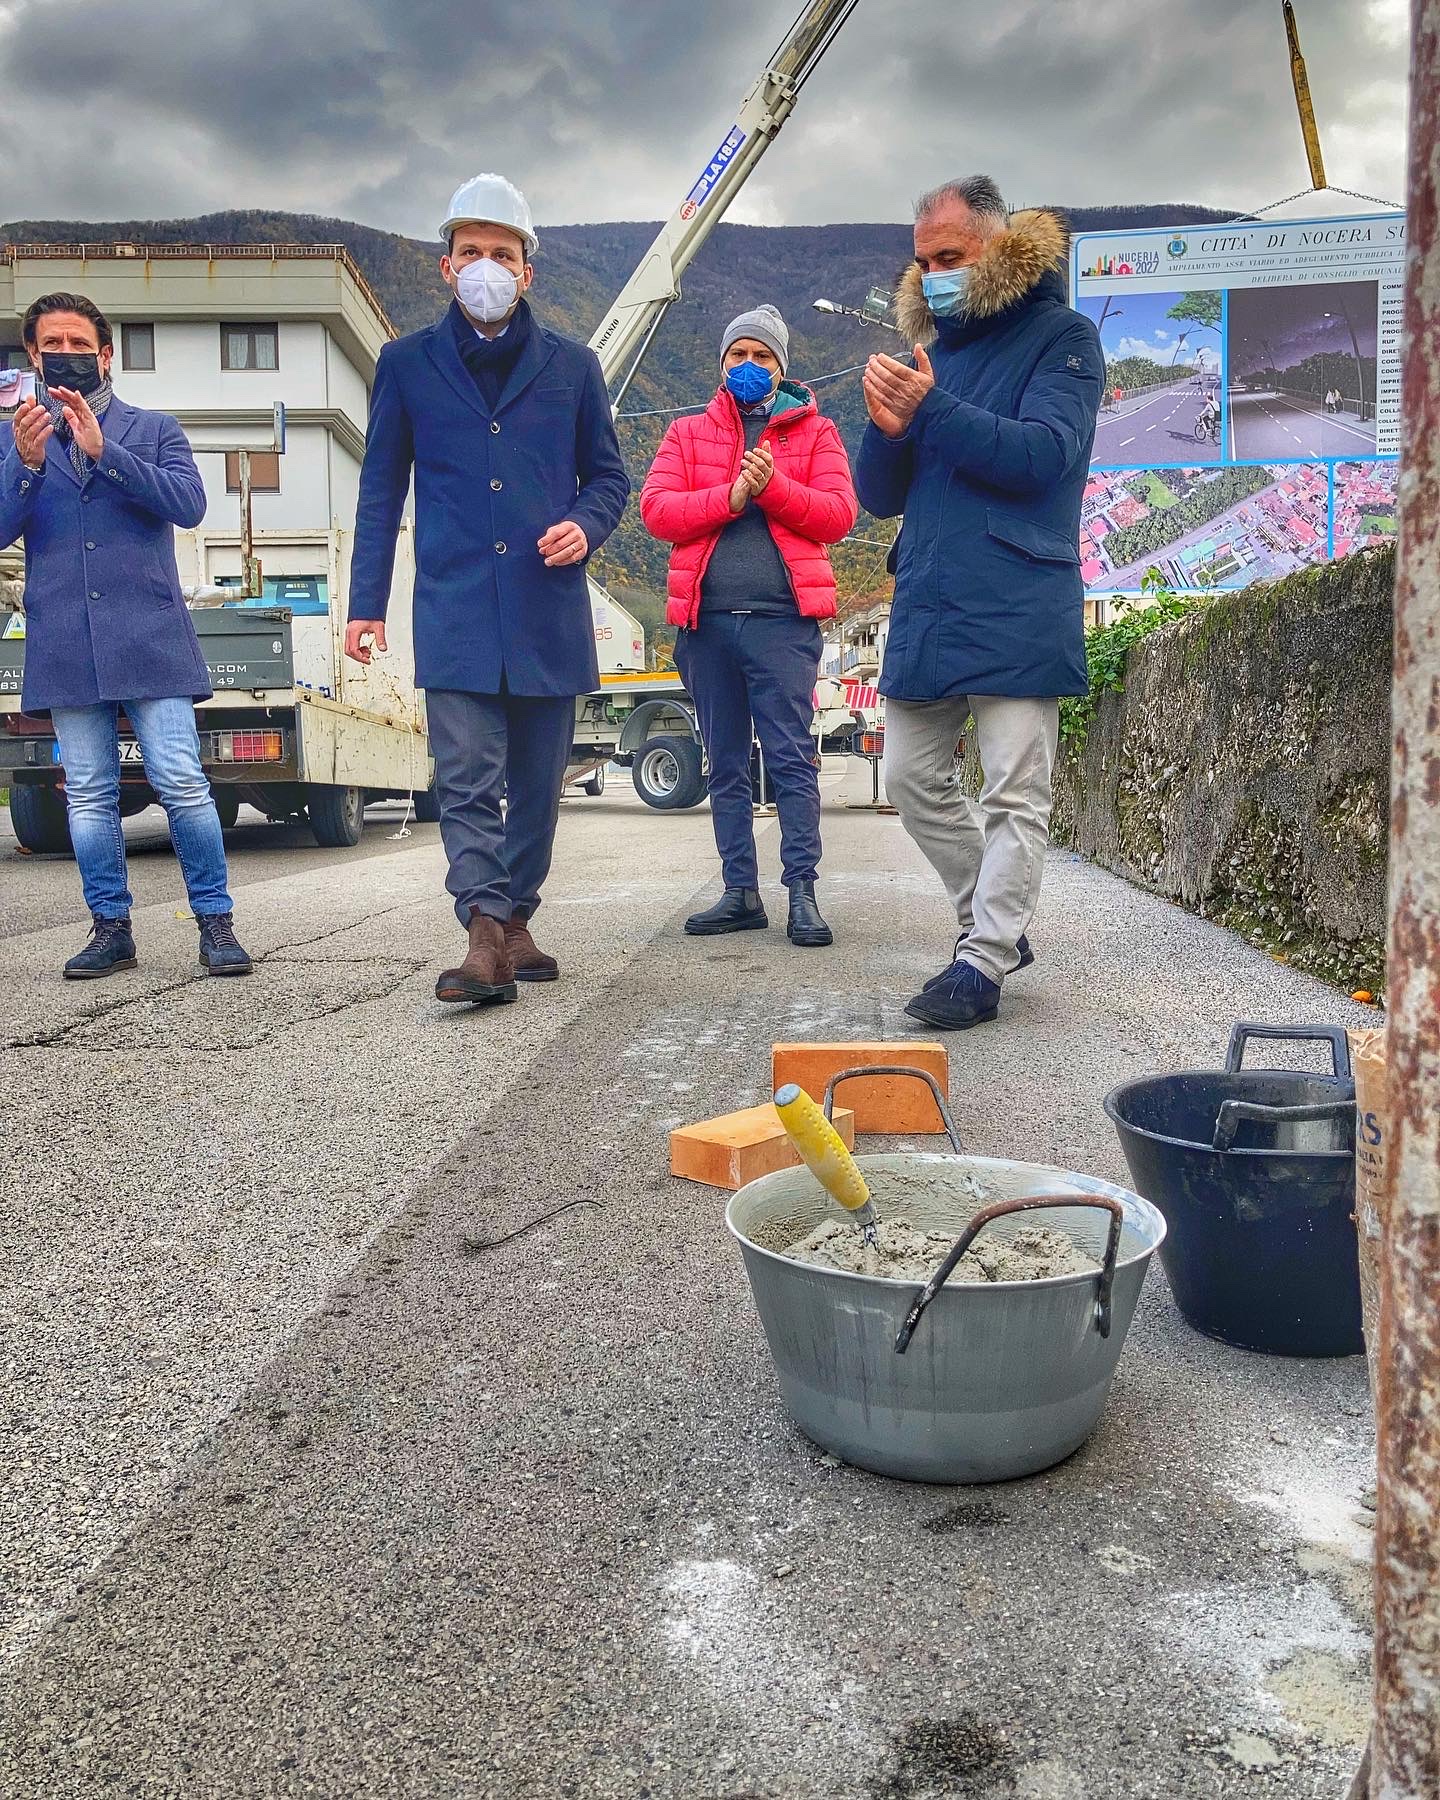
[3,203,1237,631]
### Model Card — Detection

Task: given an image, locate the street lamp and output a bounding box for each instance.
[811,289,900,332]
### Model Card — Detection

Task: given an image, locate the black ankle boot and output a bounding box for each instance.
[685,888,768,936]
[787,880,832,947]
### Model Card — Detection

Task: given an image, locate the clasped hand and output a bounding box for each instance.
[13,388,105,470]
[729,443,774,512]
[862,345,935,439]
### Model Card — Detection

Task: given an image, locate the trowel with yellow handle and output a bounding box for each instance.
[773,1082,879,1247]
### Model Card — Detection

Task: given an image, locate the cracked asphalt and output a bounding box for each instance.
[0,767,1385,1798]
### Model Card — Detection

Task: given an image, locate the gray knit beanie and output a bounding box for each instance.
[721,303,789,374]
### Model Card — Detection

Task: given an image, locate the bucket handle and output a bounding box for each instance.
[1225,1021,1352,1079]
[1212,1096,1355,1153]
[894,1193,1126,1355]
[821,1065,966,1153]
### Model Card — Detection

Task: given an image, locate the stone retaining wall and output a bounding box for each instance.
[975,548,1394,990]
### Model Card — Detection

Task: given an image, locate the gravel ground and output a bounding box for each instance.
[0,762,1384,1798]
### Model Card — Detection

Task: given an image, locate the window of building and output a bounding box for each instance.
[225,451,281,494]
[221,324,279,371]
[121,323,155,371]
[0,345,29,370]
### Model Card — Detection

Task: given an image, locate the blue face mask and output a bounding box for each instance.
[921,268,972,318]
[725,359,774,405]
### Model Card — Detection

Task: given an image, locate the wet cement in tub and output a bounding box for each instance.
[784,1216,1101,1283]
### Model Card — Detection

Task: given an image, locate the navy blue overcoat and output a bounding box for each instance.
[856,210,1104,701]
[347,301,630,697]
[0,399,210,713]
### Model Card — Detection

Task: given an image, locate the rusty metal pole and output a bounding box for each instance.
[1371,1,1440,1795]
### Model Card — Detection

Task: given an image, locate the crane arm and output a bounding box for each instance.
[588,0,859,400]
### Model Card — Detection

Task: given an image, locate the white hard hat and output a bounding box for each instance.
[440,173,537,255]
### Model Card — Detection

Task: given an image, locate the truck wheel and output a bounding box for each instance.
[307,784,365,848]
[412,786,442,824]
[9,782,73,854]
[211,787,241,830]
[582,764,606,797]
[632,737,706,811]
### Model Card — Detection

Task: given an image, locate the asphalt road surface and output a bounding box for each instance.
[2,762,1383,1798]
[1230,390,1378,461]
[1092,383,1221,469]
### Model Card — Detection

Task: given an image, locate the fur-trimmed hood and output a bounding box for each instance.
[895,207,1070,346]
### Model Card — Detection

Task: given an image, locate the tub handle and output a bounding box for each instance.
[1212,1097,1355,1153]
[822,1065,966,1153]
[895,1193,1126,1355]
[1225,1021,1352,1078]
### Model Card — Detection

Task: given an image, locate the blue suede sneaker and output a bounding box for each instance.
[63,915,137,981]
[923,932,1033,992]
[197,912,254,976]
[904,958,1001,1031]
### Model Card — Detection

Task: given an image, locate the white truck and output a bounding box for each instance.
[1,0,866,848]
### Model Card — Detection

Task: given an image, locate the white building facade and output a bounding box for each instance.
[0,243,394,536]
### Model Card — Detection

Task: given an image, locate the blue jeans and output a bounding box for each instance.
[50,698,234,920]
[674,612,824,889]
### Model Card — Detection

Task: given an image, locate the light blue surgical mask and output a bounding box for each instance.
[921,268,972,318]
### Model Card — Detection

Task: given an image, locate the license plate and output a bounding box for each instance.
[118,741,144,763]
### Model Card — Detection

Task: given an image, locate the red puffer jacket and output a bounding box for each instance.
[640,381,859,628]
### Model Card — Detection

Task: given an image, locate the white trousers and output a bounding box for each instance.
[883,694,1060,983]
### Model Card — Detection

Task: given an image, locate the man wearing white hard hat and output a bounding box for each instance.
[347,174,630,1007]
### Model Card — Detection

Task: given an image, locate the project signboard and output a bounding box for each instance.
[1069,211,1405,594]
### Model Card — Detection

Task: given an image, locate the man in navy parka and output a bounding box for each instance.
[857,175,1103,1031]
[346,173,629,1008]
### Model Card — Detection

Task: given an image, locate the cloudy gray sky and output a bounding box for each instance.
[0,0,1411,236]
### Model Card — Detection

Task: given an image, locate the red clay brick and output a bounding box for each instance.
[670,1102,857,1191]
[770,1043,950,1133]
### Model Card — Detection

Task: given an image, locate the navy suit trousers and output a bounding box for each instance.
[675,612,823,890]
[425,687,575,925]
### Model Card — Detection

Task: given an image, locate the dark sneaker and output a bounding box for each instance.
[923,931,1032,991]
[63,915,137,981]
[904,958,1001,1031]
[685,888,768,936]
[786,880,833,948]
[197,912,254,976]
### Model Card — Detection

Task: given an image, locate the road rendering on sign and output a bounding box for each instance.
[1091,381,1222,469]
[1229,388,1378,459]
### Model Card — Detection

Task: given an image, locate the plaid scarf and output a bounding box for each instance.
[37,376,114,480]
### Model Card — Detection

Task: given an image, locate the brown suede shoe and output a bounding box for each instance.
[436,911,518,1005]
[504,913,559,982]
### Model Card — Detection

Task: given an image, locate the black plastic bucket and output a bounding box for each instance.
[1103,1023,1362,1357]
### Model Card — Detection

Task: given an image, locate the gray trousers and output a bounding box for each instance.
[424,687,575,926]
[883,694,1060,983]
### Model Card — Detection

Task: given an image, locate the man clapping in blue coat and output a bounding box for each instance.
[857,176,1102,1032]
[346,173,629,1008]
[0,292,251,981]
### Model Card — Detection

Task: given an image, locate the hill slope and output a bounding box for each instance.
[3,204,1235,615]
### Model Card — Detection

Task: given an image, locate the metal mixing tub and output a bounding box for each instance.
[726,1070,1166,1483]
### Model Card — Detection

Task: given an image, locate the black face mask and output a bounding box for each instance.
[40,351,104,397]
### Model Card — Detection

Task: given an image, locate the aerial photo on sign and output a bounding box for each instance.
[1070,210,1404,593]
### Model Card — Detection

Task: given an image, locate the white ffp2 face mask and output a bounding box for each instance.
[455,257,520,324]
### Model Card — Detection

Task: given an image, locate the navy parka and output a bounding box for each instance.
[856,210,1104,701]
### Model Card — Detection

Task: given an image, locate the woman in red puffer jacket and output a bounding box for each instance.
[640,304,858,948]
